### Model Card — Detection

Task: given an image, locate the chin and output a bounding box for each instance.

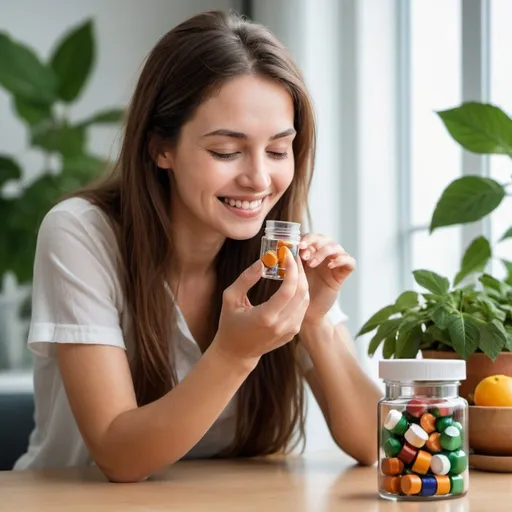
[222,221,264,241]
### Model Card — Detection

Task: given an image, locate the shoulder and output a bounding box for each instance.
[38,197,118,257]
[43,197,116,240]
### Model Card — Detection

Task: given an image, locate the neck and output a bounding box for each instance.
[169,202,225,279]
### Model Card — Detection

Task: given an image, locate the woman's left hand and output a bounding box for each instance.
[298,234,356,325]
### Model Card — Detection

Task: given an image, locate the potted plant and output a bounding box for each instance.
[0,20,124,369]
[357,102,512,401]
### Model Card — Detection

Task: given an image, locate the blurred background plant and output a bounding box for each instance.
[0,19,124,368]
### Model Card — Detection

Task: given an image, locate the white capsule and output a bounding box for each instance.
[404,423,429,448]
[384,409,402,430]
[431,454,451,475]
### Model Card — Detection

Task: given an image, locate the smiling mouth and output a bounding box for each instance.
[218,196,266,211]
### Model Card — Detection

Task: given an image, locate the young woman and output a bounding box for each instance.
[14,10,381,481]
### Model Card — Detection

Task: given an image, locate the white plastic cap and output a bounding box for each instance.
[379,359,466,382]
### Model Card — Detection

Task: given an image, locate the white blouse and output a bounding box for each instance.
[13,197,347,470]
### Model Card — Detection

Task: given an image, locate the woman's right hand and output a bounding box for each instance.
[211,247,310,368]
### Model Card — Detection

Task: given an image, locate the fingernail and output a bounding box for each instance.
[302,250,310,260]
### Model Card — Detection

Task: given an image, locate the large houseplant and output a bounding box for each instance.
[357,102,512,399]
[0,20,124,368]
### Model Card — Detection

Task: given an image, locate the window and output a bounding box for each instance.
[490,0,512,278]
[400,1,504,290]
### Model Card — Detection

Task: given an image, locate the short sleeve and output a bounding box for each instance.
[27,207,125,358]
[297,301,348,373]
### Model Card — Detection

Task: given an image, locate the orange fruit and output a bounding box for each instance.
[474,375,512,406]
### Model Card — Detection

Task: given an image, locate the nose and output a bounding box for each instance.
[235,154,271,192]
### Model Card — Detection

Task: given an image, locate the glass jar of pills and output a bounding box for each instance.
[378,359,468,501]
[260,220,301,280]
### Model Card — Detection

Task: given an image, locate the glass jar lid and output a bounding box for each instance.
[379,359,466,382]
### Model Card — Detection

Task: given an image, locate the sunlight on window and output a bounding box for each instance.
[490,0,512,276]
[409,0,462,282]
[411,227,463,289]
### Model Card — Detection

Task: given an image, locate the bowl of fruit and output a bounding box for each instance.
[468,375,512,472]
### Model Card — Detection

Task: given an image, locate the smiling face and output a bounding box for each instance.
[157,74,296,241]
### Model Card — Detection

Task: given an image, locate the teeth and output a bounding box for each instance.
[223,197,263,210]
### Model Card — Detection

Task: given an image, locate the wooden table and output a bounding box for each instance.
[1,452,509,511]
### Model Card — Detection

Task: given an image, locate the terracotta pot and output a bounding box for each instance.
[421,350,512,401]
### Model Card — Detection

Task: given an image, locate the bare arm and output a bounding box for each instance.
[299,320,383,466]
[58,342,255,483]
[57,252,308,484]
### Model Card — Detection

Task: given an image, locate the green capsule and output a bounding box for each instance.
[384,438,403,458]
[440,426,462,451]
[447,450,467,475]
[452,421,463,434]
[450,474,464,495]
[435,416,453,433]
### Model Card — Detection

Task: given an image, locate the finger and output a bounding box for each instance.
[327,255,356,283]
[257,247,299,316]
[224,259,263,303]
[308,243,344,268]
[277,257,309,341]
[281,255,309,318]
[299,233,332,261]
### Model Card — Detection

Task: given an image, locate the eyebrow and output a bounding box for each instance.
[201,128,296,141]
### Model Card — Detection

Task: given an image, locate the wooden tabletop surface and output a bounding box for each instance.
[1,451,509,511]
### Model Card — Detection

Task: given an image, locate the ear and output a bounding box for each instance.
[156,150,174,170]
[149,134,174,169]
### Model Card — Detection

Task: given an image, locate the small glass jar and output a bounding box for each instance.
[260,220,301,280]
[378,359,468,501]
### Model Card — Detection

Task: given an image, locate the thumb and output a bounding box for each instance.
[230,259,263,296]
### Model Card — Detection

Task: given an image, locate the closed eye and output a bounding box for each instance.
[208,150,239,161]
[208,150,288,161]
[267,151,288,160]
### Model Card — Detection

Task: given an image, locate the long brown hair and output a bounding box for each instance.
[75,10,316,457]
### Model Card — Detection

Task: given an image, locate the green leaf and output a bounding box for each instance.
[62,154,106,176]
[0,155,22,187]
[430,176,505,232]
[447,313,480,359]
[502,260,512,286]
[426,324,453,347]
[382,336,396,359]
[499,227,512,242]
[356,304,397,337]
[395,291,419,311]
[478,297,507,323]
[80,108,124,126]
[0,32,56,103]
[479,274,504,296]
[422,293,446,303]
[504,327,512,351]
[32,124,85,157]
[50,20,94,102]
[454,236,492,285]
[368,318,402,356]
[437,102,512,155]
[396,320,422,359]
[429,302,456,330]
[413,269,450,295]
[479,320,508,361]
[13,95,52,125]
